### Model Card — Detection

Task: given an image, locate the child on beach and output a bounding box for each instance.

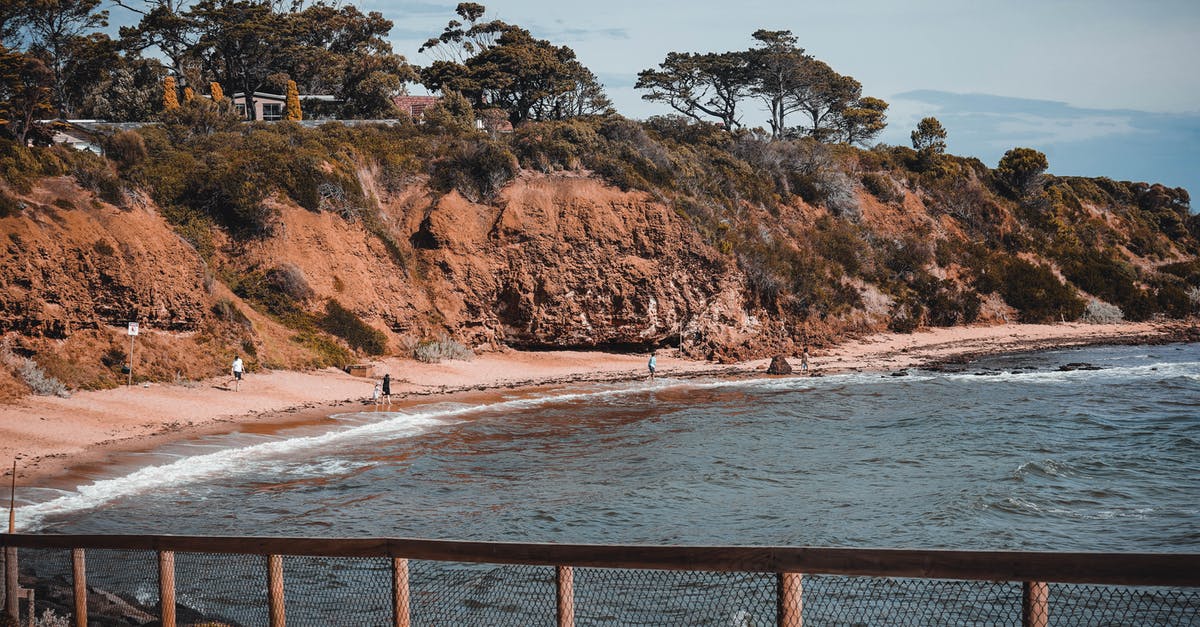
[648,350,657,381]
[371,381,381,407]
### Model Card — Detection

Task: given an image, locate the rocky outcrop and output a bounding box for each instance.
[767,355,793,374]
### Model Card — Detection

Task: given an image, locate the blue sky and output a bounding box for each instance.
[110,0,1200,196]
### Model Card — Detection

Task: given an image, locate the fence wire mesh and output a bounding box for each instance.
[3,546,1199,626]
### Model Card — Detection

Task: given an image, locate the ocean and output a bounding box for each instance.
[19,342,1199,552]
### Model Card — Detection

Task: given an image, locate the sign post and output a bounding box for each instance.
[127,322,139,388]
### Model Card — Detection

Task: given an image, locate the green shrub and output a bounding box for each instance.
[318,300,388,355]
[104,130,148,170]
[292,331,354,368]
[861,171,902,203]
[994,257,1085,323]
[512,119,600,172]
[430,139,519,203]
[0,190,22,218]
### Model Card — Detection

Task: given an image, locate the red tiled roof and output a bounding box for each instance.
[393,95,442,119]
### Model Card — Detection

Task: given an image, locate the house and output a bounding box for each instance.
[52,122,103,154]
[229,92,340,121]
[393,95,441,121]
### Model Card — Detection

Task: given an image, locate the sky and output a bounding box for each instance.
[110,0,1200,197]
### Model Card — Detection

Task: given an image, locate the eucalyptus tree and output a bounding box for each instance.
[420,3,609,126]
[19,0,108,116]
[636,50,752,130]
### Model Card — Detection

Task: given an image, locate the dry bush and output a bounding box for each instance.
[0,346,70,397]
[413,334,475,363]
[1080,299,1125,324]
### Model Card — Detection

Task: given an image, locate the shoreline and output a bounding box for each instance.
[2,320,1194,488]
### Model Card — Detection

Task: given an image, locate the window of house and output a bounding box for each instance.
[262,103,283,121]
[235,103,246,118]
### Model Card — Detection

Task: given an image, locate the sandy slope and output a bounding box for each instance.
[0,321,1188,483]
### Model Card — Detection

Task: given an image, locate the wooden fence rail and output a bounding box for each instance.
[4,533,1199,627]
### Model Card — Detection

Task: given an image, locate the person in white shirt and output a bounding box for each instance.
[231,356,244,391]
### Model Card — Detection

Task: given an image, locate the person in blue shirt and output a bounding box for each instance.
[647,350,657,381]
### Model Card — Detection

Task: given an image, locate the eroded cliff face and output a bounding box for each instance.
[411,175,736,349]
[0,171,780,393]
[0,177,209,338]
[230,172,772,356]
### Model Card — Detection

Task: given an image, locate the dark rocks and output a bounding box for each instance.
[767,355,793,375]
[1058,362,1102,372]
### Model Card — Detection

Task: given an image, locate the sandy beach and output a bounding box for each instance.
[0,320,1191,484]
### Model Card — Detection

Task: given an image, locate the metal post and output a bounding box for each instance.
[392,558,410,627]
[1022,581,1048,627]
[127,332,135,388]
[72,549,86,627]
[556,566,574,627]
[777,572,803,627]
[267,555,285,627]
[159,551,176,627]
[5,459,17,622]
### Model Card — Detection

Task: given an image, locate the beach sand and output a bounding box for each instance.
[0,321,1190,484]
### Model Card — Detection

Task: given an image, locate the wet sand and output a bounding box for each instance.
[1,321,1191,485]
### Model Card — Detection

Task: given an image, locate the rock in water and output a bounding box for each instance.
[767,355,793,375]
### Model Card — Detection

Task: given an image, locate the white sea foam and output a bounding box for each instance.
[15,381,708,529]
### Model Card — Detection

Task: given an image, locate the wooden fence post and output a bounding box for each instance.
[556,566,574,627]
[777,572,803,627]
[3,546,16,621]
[392,558,410,627]
[267,555,285,627]
[1022,581,1048,627]
[158,551,176,627]
[71,549,86,627]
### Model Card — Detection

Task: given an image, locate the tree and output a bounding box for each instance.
[746,29,810,139]
[58,31,120,115]
[116,0,198,87]
[637,50,751,130]
[285,78,300,120]
[911,116,947,153]
[162,74,179,109]
[187,0,281,120]
[836,95,888,146]
[20,0,109,117]
[419,5,606,126]
[282,3,415,118]
[1,1,29,48]
[544,62,612,118]
[80,55,167,121]
[996,147,1048,198]
[0,45,55,144]
[791,61,861,141]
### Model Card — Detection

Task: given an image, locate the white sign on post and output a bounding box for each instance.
[128,322,139,336]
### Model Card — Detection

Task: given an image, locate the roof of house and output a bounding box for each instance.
[230,91,339,102]
[394,95,441,117]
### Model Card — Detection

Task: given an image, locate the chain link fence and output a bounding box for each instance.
[4,543,1199,626]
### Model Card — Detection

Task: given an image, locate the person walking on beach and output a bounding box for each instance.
[647,350,657,381]
[231,355,244,391]
[371,381,381,408]
[801,347,810,373]
[381,373,393,407]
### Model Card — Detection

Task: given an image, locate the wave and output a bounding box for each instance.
[15,379,730,530]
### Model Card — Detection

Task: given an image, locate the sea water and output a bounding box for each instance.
[20,342,1199,551]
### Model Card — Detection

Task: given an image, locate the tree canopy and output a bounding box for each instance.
[419,3,611,126]
[636,30,888,144]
